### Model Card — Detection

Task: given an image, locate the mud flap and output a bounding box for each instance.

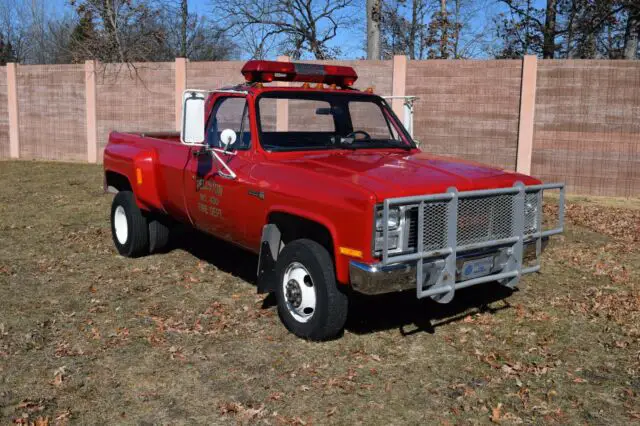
[257,224,281,294]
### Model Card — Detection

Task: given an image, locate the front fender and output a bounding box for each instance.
[264,205,352,284]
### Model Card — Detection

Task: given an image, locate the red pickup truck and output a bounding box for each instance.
[104,60,564,340]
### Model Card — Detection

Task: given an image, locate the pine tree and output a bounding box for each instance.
[0,33,16,65]
[68,9,97,62]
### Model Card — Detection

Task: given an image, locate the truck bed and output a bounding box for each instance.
[104,131,192,223]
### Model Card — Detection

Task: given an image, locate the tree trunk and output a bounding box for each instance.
[623,7,639,59]
[409,0,418,59]
[453,0,460,58]
[440,0,448,59]
[564,0,577,58]
[97,0,125,62]
[180,0,188,58]
[543,0,557,59]
[367,0,381,59]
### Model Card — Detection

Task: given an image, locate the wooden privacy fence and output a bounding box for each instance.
[0,57,638,197]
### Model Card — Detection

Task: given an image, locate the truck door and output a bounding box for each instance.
[184,94,255,248]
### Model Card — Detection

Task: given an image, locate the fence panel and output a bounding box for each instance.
[2,59,640,198]
[532,60,640,197]
[407,60,522,171]
[186,61,245,90]
[17,64,86,161]
[0,67,8,159]
[96,62,175,160]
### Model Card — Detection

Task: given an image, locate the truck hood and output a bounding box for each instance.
[278,150,540,200]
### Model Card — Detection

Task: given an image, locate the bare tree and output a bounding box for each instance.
[0,0,76,64]
[0,0,46,63]
[236,24,278,59]
[367,0,381,59]
[214,0,356,59]
[496,0,638,59]
[380,0,433,59]
[68,0,171,63]
[381,0,486,59]
[158,1,237,60]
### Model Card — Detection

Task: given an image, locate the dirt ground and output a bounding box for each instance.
[1,160,639,425]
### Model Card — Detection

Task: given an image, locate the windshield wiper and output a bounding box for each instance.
[336,138,411,151]
[383,140,412,151]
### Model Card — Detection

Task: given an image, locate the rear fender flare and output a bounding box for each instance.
[132,150,163,211]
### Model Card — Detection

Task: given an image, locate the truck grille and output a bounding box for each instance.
[406,192,539,251]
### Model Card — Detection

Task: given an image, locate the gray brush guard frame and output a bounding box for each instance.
[351,182,565,301]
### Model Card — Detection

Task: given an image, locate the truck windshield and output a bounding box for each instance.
[256,92,415,152]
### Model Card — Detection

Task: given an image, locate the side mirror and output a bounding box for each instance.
[220,128,237,149]
[181,90,207,145]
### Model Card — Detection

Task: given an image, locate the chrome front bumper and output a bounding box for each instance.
[350,238,550,296]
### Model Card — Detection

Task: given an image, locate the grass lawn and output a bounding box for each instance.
[0,160,638,424]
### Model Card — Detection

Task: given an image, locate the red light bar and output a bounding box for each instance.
[241,60,358,87]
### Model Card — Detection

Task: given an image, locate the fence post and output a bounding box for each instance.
[276,55,290,132]
[6,63,19,159]
[175,57,187,132]
[391,55,408,123]
[85,60,98,163]
[516,55,538,175]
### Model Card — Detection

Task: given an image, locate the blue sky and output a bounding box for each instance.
[48,0,214,17]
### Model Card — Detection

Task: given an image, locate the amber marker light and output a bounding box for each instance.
[136,168,143,185]
[339,247,363,258]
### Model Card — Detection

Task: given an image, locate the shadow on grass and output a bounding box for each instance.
[169,226,514,336]
[346,285,513,336]
[169,226,259,285]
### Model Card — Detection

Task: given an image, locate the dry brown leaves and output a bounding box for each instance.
[547,202,640,246]
[550,239,634,284]
[147,301,234,337]
[569,288,640,323]
[218,401,266,422]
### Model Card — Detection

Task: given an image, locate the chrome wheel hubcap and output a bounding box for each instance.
[282,262,316,323]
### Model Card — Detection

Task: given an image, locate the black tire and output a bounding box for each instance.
[148,217,171,254]
[110,191,149,257]
[275,239,348,341]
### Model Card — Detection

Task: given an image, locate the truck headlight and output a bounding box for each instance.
[524,196,539,232]
[375,208,400,231]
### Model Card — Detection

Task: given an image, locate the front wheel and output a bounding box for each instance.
[275,239,348,341]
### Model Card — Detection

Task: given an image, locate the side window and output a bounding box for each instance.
[207,97,251,150]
